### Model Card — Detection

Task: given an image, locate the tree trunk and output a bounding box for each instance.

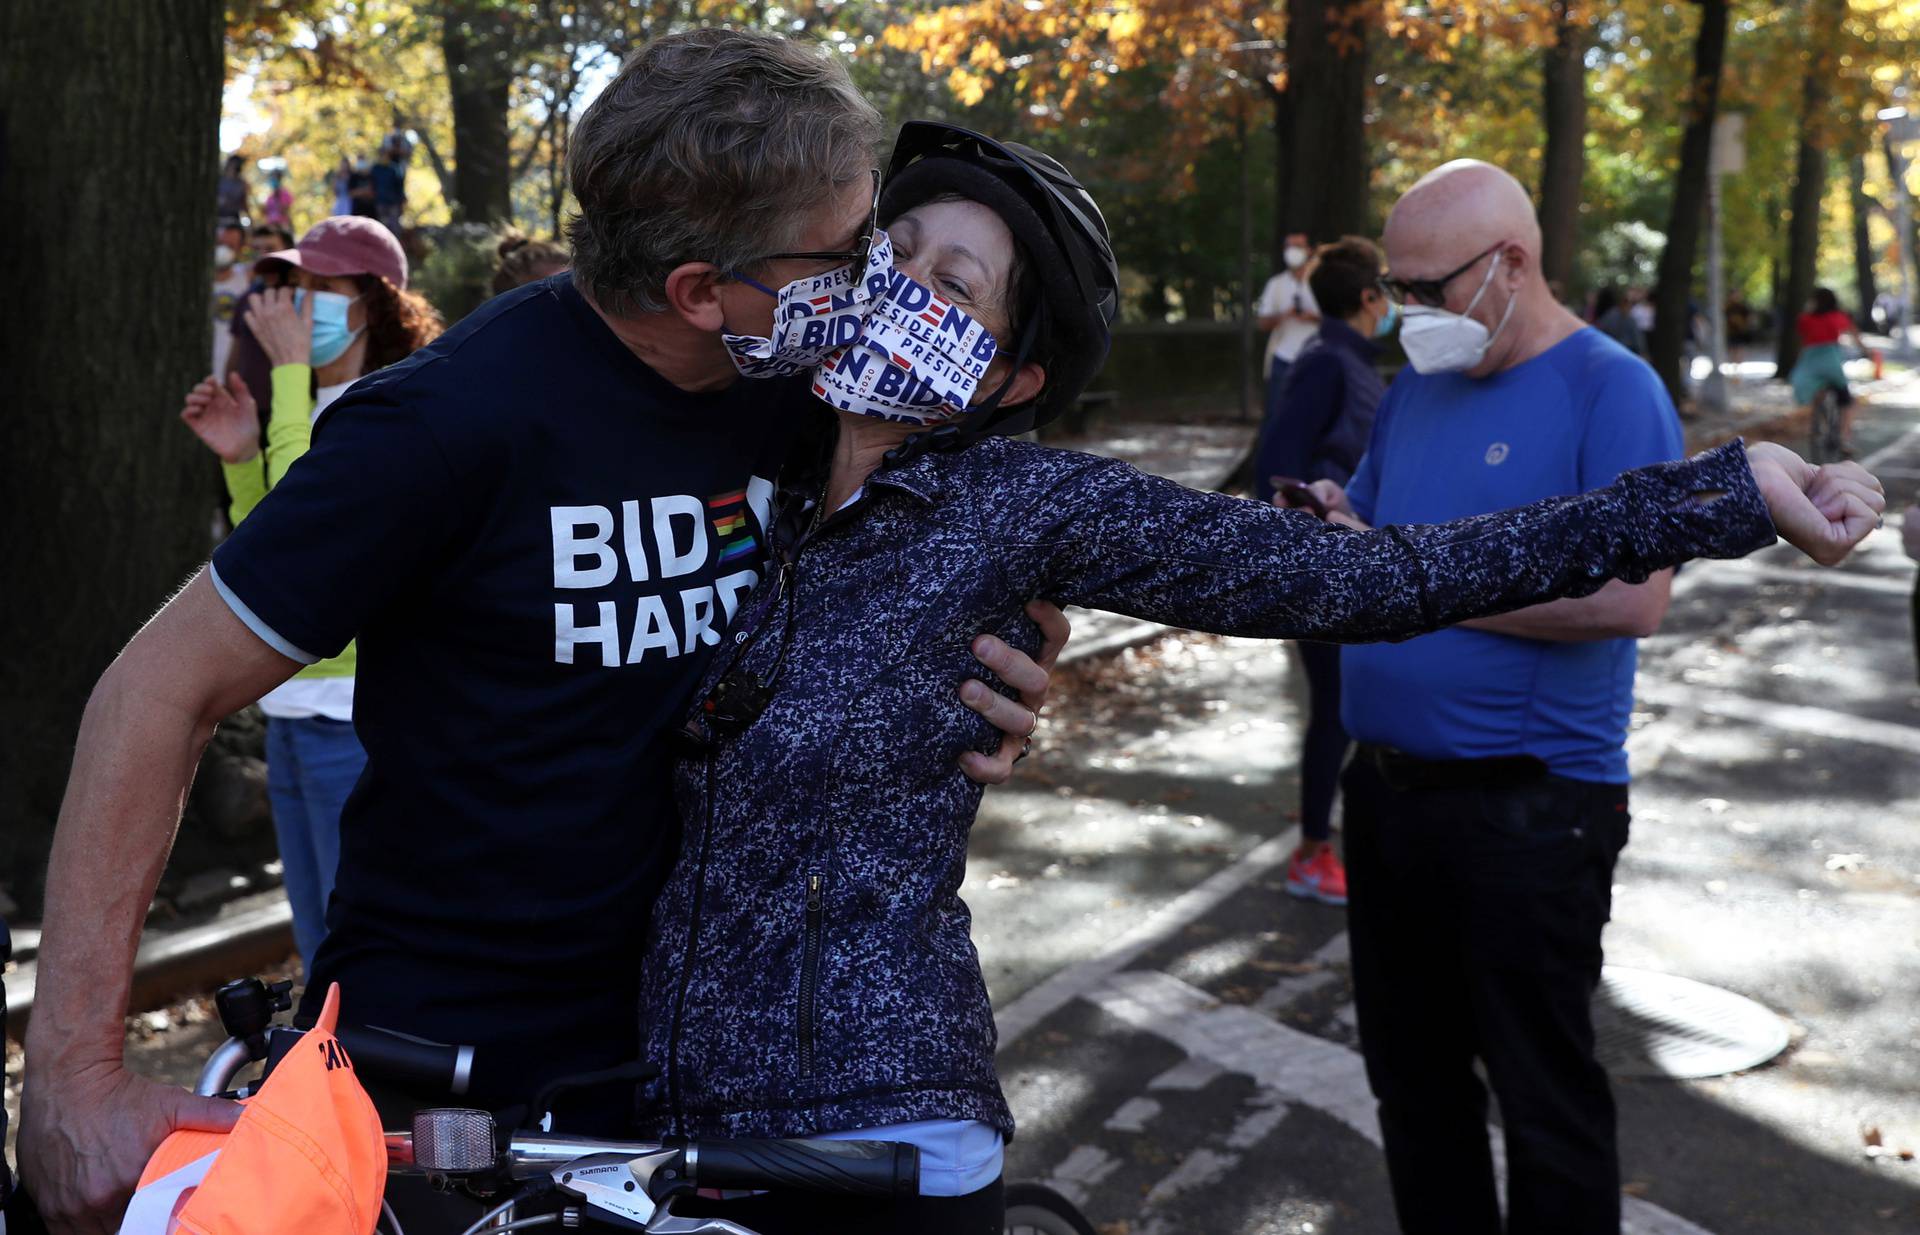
[1649,0,1730,405]
[0,0,225,902]
[441,2,518,225]
[1850,156,1879,329]
[1539,2,1588,295]
[1274,0,1371,250]
[1774,1,1842,379]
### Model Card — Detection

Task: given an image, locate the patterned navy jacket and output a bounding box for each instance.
[639,434,1774,1142]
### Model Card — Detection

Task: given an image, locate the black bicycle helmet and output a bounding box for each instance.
[878,121,1120,440]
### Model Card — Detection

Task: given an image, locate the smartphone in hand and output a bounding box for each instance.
[1272,476,1329,520]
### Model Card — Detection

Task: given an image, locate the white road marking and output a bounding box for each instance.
[1103,1096,1161,1133]
[1088,969,1720,1235]
[995,829,1299,1048]
[1634,679,1920,756]
[1699,559,1916,597]
[1252,931,1349,1017]
[1042,1144,1121,1210]
[1147,1057,1227,1091]
[1861,419,1920,472]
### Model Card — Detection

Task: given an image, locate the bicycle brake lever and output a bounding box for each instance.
[551,1150,682,1231]
[641,1197,760,1235]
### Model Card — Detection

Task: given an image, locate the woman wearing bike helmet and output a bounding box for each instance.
[646,123,1863,1235]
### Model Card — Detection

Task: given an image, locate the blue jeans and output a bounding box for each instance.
[265,715,365,967]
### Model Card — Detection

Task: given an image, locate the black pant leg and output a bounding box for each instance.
[1295,641,1350,843]
[1910,573,1919,686]
[1342,758,1502,1235]
[1458,779,1630,1235]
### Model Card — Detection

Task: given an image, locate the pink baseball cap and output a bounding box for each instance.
[256,215,408,289]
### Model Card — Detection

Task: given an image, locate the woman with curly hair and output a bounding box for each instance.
[179,215,442,967]
[490,228,569,294]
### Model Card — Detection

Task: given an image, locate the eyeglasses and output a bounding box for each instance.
[1380,241,1507,308]
[750,168,882,275]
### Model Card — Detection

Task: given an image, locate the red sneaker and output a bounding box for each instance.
[1285,845,1349,906]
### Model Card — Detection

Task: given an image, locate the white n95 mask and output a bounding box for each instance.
[809,268,999,425]
[722,232,894,379]
[1397,251,1517,375]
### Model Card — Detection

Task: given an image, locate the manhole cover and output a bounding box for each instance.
[1591,966,1789,1079]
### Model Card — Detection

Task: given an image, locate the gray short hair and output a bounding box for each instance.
[566,28,883,316]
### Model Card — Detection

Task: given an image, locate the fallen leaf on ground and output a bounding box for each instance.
[1251,959,1321,975]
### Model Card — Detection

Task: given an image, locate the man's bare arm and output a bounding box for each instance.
[21,568,299,1233]
[1459,571,1674,642]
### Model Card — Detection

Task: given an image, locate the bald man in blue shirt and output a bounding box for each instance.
[1308,161,1681,1235]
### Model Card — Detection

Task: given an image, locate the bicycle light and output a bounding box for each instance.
[412,1108,499,1173]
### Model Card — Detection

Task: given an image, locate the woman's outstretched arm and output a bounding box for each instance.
[994,440,1877,645]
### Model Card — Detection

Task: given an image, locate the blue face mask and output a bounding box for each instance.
[1374,298,1401,339]
[294,289,364,366]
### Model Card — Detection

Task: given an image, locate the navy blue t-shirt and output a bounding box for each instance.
[210,275,799,1108]
[1340,327,1684,783]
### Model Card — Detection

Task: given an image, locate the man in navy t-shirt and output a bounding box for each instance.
[1309,162,1681,1235]
[20,31,1065,1234]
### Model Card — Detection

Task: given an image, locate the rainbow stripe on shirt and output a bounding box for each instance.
[709,489,758,564]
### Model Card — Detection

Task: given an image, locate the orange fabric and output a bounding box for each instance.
[131,984,387,1235]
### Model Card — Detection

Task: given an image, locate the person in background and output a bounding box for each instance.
[216,155,250,222]
[1253,236,1398,907]
[260,167,294,230]
[1627,285,1654,336]
[347,156,377,218]
[1906,504,1920,686]
[223,225,299,403]
[372,140,407,234]
[1591,285,1645,357]
[329,155,353,216]
[1303,160,1698,1235]
[1789,287,1863,452]
[491,229,570,294]
[210,219,253,378]
[179,216,443,968]
[1257,231,1322,409]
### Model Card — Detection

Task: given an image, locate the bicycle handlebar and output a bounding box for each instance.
[389,1120,919,1199]
[196,1024,473,1099]
[687,1138,918,1199]
[337,1025,474,1097]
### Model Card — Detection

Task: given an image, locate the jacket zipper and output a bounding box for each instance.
[666,756,718,1130]
[798,869,825,1076]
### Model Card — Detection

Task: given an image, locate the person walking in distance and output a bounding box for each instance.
[1255,237,1399,906]
[1256,232,1322,415]
[1303,161,1695,1234]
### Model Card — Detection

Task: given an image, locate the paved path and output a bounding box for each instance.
[963,390,1920,1233]
[13,388,1919,1231]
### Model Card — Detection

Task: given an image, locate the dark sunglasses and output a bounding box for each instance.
[1380,241,1507,308]
[751,168,882,275]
